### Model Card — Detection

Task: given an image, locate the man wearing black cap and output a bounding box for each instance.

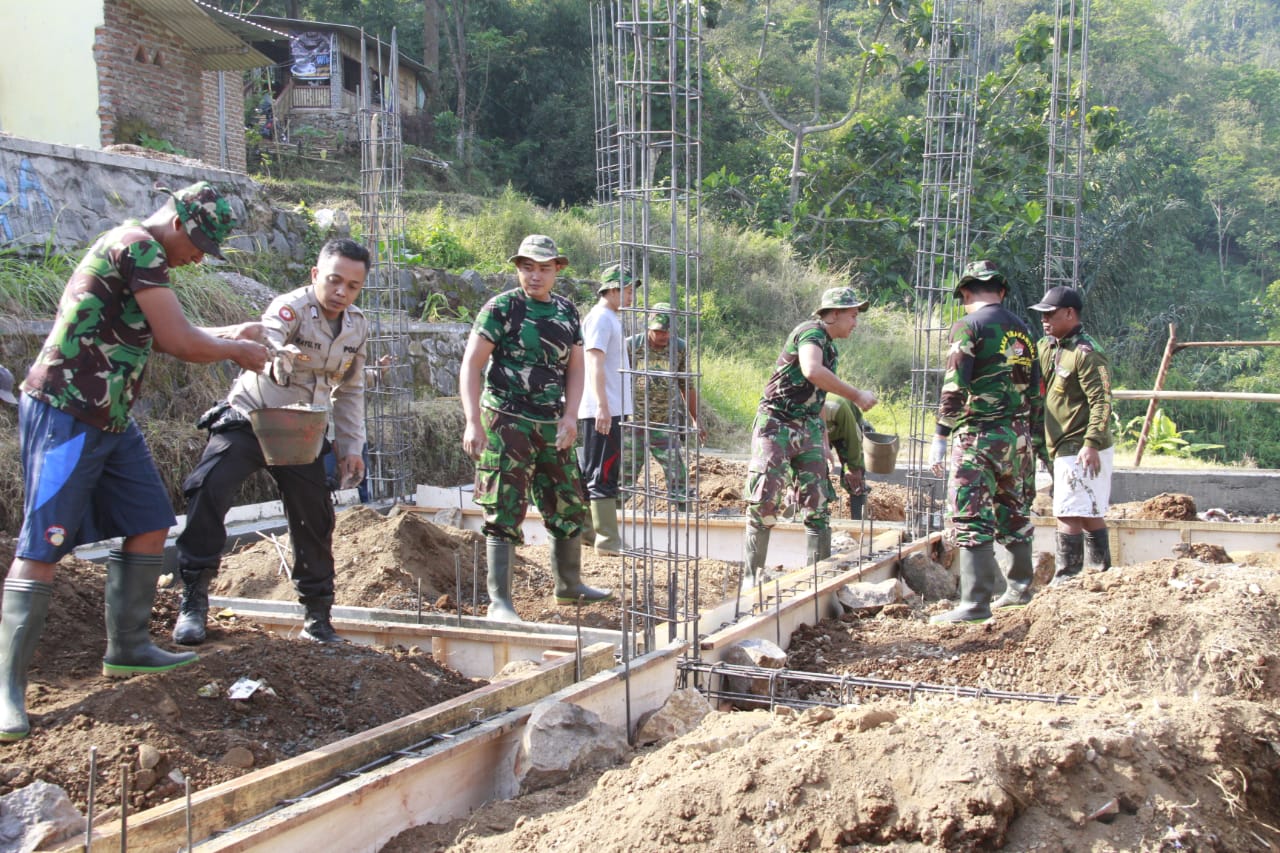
[928,260,1048,623]
[1029,286,1114,583]
[0,181,269,741]
[0,366,17,407]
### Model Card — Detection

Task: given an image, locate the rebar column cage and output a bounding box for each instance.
[591,1,705,660]
[358,29,412,502]
[1043,0,1091,294]
[905,0,982,539]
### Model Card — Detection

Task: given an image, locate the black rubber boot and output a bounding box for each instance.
[1084,528,1112,571]
[993,540,1035,609]
[299,595,345,643]
[805,528,832,565]
[1050,532,1085,585]
[485,537,522,623]
[0,579,53,741]
[848,493,865,520]
[172,568,216,646]
[551,535,613,604]
[103,551,198,678]
[930,544,996,624]
[741,523,771,590]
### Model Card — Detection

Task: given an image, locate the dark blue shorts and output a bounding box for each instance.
[16,395,176,563]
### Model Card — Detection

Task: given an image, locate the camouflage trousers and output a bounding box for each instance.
[946,420,1035,548]
[745,411,830,531]
[623,425,690,502]
[473,409,586,544]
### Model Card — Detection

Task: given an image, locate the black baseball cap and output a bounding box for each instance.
[1029,286,1084,312]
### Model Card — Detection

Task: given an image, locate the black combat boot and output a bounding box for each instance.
[172,567,217,646]
[299,595,344,643]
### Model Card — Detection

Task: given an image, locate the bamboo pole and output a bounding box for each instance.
[1133,323,1178,468]
[1113,390,1280,403]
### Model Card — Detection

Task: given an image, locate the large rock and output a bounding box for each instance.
[0,780,83,853]
[898,551,955,602]
[720,638,787,709]
[516,701,629,793]
[635,687,714,746]
[835,577,908,614]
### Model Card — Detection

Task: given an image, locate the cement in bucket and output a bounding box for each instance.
[863,432,900,474]
[248,405,329,466]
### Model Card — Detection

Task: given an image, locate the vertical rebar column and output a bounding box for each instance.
[591,1,622,263]
[905,0,982,538]
[1043,0,1091,293]
[599,0,703,658]
[359,30,412,502]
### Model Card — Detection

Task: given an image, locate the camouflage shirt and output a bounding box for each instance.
[626,332,688,424]
[759,320,837,423]
[1038,325,1113,457]
[22,221,172,432]
[937,304,1046,448]
[474,288,583,422]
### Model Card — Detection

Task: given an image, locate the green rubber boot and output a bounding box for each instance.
[930,544,996,624]
[741,523,771,591]
[1050,532,1085,585]
[1084,528,1112,571]
[805,527,832,565]
[992,540,1035,609]
[485,537,522,623]
[589,499,622,555]
[102,551,198,678]
[551,535,613,604]
[0,579,53,741]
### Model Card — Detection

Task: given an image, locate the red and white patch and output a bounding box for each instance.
[44,526,66,548]
[278,305,296,323]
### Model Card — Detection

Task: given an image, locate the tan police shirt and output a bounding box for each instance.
[229,285,369,457]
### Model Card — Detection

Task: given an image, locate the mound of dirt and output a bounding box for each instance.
[1109,492,1199,520]
[0,554,481,816]
[390,696,1278,852]
[386,557,1280,852]
[215,507,746,630]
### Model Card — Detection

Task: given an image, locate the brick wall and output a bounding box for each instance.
[96,0,247,172]
[200,71,247,172]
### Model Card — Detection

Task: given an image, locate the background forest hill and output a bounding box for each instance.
[3,0,1280,528]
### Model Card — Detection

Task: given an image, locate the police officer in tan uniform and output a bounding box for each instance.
[174,238,371,644]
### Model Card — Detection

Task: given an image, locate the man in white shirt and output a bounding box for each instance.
[577,264,635,554]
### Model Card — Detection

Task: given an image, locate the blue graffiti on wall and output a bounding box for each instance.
[0,158,55,243]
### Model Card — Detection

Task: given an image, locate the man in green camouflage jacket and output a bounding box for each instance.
[625,302,705,510]
[460,235,612,622]
[1029,286,1114,583]
[0,182,270,741]
[928,260,1048,623]
[743,287,878,588]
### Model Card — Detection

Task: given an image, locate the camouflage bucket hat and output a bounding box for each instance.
[508,234,568,266]
[954,259,1006,295]
[648,301,673,330]
[598,263,635,292]
[157,181,236,259]
[815,286,870,315]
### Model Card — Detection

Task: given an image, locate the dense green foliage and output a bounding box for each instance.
[215,1,1280,464]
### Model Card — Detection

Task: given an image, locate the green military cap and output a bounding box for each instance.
[508,234,568,265]
[598,263,635,292]
[814,286,870,315]
[648,301,673,330]
[954,259,1007,295]
[157,180,237,258]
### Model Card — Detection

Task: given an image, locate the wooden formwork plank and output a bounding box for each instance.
[73,643,617,853]
[175,644,685,853]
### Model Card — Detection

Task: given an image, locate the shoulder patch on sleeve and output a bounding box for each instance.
[278,305,296,323]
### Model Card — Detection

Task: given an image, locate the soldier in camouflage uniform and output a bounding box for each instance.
[624,302,705,510]
[743,287,878,587]
[1029,286,1114,583]
[460,235,612,622]
[928,260,1048,623]
[0,182,270,740]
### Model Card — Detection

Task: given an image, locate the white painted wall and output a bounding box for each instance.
[0,1,102,146]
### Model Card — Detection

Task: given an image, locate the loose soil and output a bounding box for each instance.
[0,540,481,819]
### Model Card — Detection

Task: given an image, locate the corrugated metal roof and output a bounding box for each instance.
[244,14,431,77]
[129,0,276,71]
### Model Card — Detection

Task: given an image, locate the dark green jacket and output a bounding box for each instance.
[1038,326,1113,457]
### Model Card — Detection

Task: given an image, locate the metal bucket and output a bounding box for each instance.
[248,405,329,466]
[862,432,900,474]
